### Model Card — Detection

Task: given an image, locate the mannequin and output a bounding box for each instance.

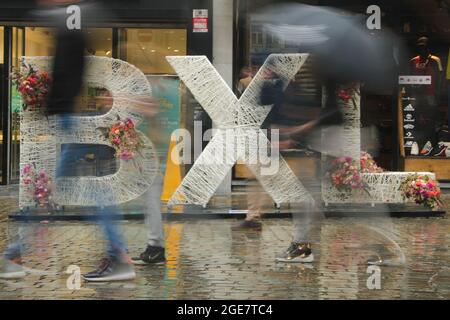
[409,37,443,155]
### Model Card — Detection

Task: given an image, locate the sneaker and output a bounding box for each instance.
[82,258,136,282]
[432,142,448,156]
[0,258,26,279]
[446,147,450,157]
[131,246,166,265]
[276,242,314,263]
[420,141,433,156]
[410,141,419,155]
[232,220,262,231]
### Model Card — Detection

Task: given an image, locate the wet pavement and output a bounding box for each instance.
[0,189,449,300]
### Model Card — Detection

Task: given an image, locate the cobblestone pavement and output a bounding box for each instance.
[0,192,449,300]
[0,218,449,299]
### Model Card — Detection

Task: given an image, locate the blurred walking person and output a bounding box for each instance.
[42,0,135,282]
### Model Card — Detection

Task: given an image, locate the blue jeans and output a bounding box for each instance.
[56,115,127,261]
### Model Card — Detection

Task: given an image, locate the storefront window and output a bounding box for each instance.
[119,28,188,177]
[235,0,450,181]
[0,26,4,183]
[25,27,56,56]
[86,28,113,57]
[119,28,187,74]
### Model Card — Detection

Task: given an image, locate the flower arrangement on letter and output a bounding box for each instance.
[360,151,384,173]
[337,83,360,109]
[400,175,443,211]
[328,151,384,194]
[21,164,54,208]
[328,156,368,194]
[103,117,143,161]
[11,63,51,111]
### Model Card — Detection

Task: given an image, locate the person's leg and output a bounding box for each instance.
[100,204,128,262]
[232,181,263,230]
[145,174,165,248]
[82,173,135,281]
[1,115,74,278]
[0,221,27,279]
[277,201,319,263]
[132,174,166,264]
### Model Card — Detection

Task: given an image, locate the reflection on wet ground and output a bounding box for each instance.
[0,212,449,299]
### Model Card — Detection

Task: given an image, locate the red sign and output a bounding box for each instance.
[193,9,208,33]
[193,17,208,33]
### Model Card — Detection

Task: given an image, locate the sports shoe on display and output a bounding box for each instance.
[410,142,419,155]
[446,147,450,157]
[432,142,448,157]
[420,141,433,156]
[276,242,314,263]
[131,245,166,265]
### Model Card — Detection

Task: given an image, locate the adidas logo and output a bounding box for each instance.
[404,114,415,122]
[405,141,413,147]
[404,104,415,111]
[404,124,414,130]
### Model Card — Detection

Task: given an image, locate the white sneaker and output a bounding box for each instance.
[420,141,433,156]
[410,142,419,155]
[0,258,26,279]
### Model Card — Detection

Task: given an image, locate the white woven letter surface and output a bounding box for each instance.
[167,54,314,207]
[19,56,158,208]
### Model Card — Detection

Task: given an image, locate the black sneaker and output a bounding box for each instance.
[131,246,166,265]
[276,242,314,263]
[231,220,262,231]
[432,142,448,156]
[82,258,136,282]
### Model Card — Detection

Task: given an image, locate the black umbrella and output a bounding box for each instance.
[256,3,402,88]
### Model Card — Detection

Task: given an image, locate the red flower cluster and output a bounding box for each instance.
[329,156,367,193]
[337,89,352,102]
[328,152,383,194]
[108,118,142,161]
[21,164,53,208]
[11,64,51,111]
[360,151,384,173]
[400,175,443,211]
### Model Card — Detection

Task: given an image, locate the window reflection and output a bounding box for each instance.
[119,28,187,74]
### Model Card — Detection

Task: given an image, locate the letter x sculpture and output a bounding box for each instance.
[167,54,314,207]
